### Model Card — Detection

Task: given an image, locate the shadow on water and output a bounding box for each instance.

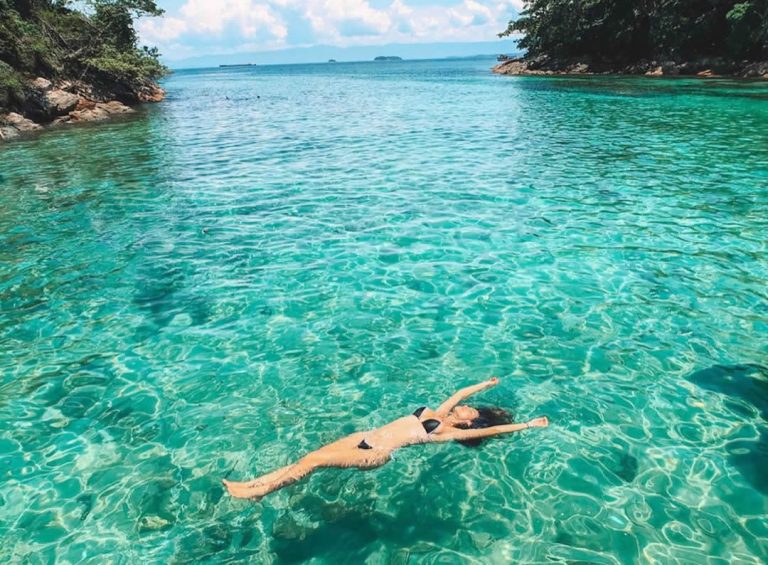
[687,364,768,494]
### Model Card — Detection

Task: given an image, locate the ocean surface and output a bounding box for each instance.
[1,58,768,564]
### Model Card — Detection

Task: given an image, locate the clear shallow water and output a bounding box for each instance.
[1,58,768,563]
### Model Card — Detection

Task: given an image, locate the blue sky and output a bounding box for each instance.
[137,0,523,62]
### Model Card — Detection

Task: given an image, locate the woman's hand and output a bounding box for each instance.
[527,416,548,428]
[486,376,500,387]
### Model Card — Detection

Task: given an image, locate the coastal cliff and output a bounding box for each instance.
[0,0,167,142]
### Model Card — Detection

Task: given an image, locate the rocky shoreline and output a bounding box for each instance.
[493,57,768,79]
[0,78,164,143]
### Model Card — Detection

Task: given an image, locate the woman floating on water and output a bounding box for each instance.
[224,377,548,499]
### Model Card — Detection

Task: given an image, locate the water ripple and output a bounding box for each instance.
[1,59,767,563]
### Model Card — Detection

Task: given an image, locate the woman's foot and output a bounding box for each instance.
[223,479,269,499]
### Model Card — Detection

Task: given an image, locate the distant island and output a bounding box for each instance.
[495,0,768,78]
[374,56,403,61]
[328,59,337,63]
[1,0,167,142]
[219,64,256,68]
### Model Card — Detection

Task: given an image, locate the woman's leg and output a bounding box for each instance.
[223,464,295,491]
[223,462,308,499]
[224,447,390,500]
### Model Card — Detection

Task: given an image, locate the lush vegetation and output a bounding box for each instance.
[1,0,167,112]
[500,1,768,64]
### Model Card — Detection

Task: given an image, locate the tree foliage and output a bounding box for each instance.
[1,0,167,111]
[500,0,768,63]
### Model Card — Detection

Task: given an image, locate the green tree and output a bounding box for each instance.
[500,0,768,64]
[1,0,167,113]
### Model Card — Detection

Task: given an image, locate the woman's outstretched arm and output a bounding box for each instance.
[433,416,549,442]
[436,377,499,416]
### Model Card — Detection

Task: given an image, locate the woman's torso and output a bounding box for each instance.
[359,407,445,451]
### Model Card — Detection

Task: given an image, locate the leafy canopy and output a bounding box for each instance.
[1,0,167,111]
[500,0,768,63]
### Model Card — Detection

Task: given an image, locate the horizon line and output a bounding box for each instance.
[167,52,513,71]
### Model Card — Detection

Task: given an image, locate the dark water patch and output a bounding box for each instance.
[687,364,768,494]
[171,523,233,562]
[77,493,94,522]
[727,429,768,495]
[95,391,159,429]
[270,496,462,563]
[598,448,639,484]
[130,477,178,535]
[133,265,185,317]
[687,364,768,419]
[133,262,211,330]
[17,510,68,543]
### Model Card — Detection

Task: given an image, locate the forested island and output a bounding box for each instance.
[1,0,167,141]
[495,0,768,77]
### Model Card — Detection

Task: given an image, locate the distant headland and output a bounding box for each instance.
[1,1,167,142]
[495,0,768,79]
[374,56,403,62]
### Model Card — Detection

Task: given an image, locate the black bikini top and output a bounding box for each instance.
[413,406,441,434]
[357,406,441,450]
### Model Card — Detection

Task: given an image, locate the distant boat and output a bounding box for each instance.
[219,63,256,68]
[374,56,402,61]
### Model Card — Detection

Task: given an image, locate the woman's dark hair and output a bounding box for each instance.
[454,407,513,447]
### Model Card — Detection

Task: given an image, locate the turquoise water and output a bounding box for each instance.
[1,58,768,563]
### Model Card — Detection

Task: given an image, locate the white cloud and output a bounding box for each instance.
[139,16,188,42]
[179,0,287,38]
[138,0,288,48]
[138,0,521,59]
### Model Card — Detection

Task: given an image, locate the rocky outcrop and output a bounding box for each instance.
[136,82,165,103]
[493,56,768,79]
[492,57,595,76]
[23,78,83,122]
[68,99,134,122]
[0,112,43,140]
[46,89,81,115]
[0,76,164,142]
[741,61,768,78]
